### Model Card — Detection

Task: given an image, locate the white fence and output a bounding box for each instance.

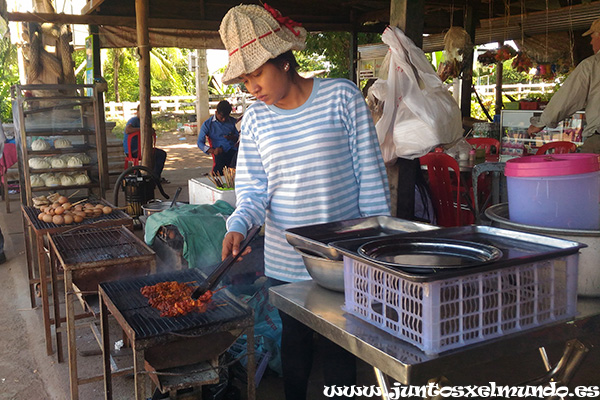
[473,82,558,97]
[105,94,256,121]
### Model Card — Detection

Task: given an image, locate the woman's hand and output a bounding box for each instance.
[222,231,252,261]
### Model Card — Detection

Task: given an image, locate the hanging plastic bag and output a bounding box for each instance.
[372,26,464,160]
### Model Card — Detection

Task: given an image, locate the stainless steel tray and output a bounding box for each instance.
[358,237,503,273]
[285,216,438,260]
[330,225,587,282]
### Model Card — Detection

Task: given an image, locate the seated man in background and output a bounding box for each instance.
[197,100,239,175]
[123,104,169,183]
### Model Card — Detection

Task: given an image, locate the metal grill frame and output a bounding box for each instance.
[20,201,134,359]
[47,225,156,400]
[99,268,255,400]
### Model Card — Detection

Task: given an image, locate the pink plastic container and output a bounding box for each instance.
[505,153,600,229]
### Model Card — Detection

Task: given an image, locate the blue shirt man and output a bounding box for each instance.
[197,100,239,175]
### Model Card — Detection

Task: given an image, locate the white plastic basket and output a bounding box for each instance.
[343,254,578,355]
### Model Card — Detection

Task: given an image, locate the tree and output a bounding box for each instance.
[301,32,381,78]
[99,47,194,103]
[0,36,19,122]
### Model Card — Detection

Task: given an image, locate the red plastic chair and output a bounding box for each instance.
[466,138,501,155]
[124,131,141,169]
[535,141,577,155]
[420,152,473,227]
[124,130,157,169]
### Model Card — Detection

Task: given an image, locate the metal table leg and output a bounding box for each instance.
[64,267,79,400]
[50,244,63,363]
[373,367,390,400]
[38,233,53,356]
[22,216,36,308]
[133,347,147,400]
[101,292,113,400]
[246,326,256,400]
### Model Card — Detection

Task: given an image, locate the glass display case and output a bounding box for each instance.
[11,84,108,206]
[500,110,585,160]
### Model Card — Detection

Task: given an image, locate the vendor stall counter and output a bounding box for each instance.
[270,281,600,388]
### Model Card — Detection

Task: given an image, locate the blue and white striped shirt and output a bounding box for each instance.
[227,78,391,282]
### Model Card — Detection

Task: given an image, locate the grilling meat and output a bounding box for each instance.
[141,281,214,317]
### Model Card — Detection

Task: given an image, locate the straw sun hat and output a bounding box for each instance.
[583,17,600,36]
[219,4,307,85]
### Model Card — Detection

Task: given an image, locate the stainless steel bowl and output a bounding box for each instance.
[295,247,344,292]
[142,200,188,217]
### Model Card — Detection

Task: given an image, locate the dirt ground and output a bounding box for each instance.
[157,129,215,173]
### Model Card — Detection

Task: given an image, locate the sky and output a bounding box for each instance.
[207,49,229,74]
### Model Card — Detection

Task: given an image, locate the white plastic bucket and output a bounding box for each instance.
[505,153,600,230]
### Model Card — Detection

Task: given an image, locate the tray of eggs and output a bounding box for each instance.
[37,195,114,225]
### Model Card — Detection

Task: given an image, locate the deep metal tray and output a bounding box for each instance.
[330,225,587,282]
[285,216,437,260]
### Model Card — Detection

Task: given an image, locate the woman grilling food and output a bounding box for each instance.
[218,4,391,399]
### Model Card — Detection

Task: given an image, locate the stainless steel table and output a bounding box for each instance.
[270,280,600,385]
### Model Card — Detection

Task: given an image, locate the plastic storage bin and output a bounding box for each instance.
[343,254,578,355]
[505,153,600,230]
[188,177,236,207]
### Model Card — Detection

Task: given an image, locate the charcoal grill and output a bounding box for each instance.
[47,225,156,400]
[99,268,255,400]
[20,200,133,357]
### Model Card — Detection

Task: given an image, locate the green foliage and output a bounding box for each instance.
[301,32,381,78]
[0,36,19,122]
[101,47,194,102]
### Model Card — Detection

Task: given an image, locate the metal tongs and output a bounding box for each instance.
[191,225,261,299]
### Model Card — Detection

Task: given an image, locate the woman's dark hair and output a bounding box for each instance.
[267,51,299,76]
[216,100,232,116]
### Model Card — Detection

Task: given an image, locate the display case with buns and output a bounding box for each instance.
[11,84,108,206]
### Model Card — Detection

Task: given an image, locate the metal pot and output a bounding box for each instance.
[142,199,188,217]
[485,203,600,297]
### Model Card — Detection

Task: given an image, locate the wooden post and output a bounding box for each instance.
[387,0,424,219]
[135,0,153,172]
[196,49,210,127]
[349,30,357,83]
[90,25,109,190]
[460,4,477,119]
[495,41,504,119]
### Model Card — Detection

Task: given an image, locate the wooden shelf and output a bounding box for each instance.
[12,83,108,207]
[27,144,93,156]
[22,128,96,137]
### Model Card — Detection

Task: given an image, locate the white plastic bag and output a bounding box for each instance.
[373,26,464,160]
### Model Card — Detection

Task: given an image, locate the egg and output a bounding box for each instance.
[75,205,83,212]
[58,196,68,204]
[55,206,65,215]
[63,202,72,210]
[38,213,45,220]
[84,203,94,209]
[73,215,84,223]
[52,215,64,225]
[63,214,74,224]
[42,214,53,223]
[102,206,113,215]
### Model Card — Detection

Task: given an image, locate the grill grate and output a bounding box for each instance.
[52,227,153,264]
[24,203,131,231]
[100,269,252,339]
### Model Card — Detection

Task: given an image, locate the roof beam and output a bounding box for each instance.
[6,11,221,30]
[6,11,354,32]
